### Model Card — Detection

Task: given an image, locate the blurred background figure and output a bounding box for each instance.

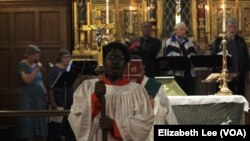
[129,21,162,78]
[48,48,75,141]
[16,45,47,141]
[163,22,197,95]
[128,55,178,141]
[212,17,250,96]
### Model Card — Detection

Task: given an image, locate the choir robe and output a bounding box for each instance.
[68,77,154,141]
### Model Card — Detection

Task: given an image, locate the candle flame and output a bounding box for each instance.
[129,6,132,11]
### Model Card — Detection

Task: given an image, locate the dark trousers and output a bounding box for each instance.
[48,122,63,141]
[48,117,76,141]
[228,74,245,96]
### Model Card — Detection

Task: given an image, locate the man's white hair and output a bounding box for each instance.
[174,22,187,31]
[226,17,237,25]
[174,22,187,30]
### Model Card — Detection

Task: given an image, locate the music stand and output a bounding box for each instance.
[190,55,231,71]
[70,60,98,76]
[51,72,77,107]
[156,56,191,76]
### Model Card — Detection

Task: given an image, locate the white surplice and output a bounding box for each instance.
[68,78,154,141]
[141,76,178,141]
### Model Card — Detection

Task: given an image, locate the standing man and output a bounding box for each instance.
[129,21,162,78]
[213,17,250,96]
[127,55,178,141]
[163,22,197,95]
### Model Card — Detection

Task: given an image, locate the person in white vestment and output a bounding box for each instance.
[68,42,154,141]
[129,55,178,141]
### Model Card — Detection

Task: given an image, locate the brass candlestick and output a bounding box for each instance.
[216,34,232,95]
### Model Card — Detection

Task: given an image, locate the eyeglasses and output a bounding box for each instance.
[105,55,125,61]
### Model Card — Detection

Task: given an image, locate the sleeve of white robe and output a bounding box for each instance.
[157,86,178,125]
[68,80,93,141]
[116,85,154,141]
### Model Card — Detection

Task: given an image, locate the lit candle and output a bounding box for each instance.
[175,0,181,24]
[129,6,132,33]
[205,5,209,33]
[239,10,241,31]
[176,15,181,25]
[147,6,150,21]
[235,0,241,31]
[222,0,226,32]
[106,0,109,34]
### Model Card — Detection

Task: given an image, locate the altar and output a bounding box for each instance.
[168,95,249,125]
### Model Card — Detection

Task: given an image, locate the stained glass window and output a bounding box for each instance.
[163,0,192,37]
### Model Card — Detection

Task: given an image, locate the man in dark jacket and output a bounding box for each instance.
[213,17,250,96]
[129,21,162,78]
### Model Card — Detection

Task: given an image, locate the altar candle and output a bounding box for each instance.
[205,5,209,33]
[239,8,241,31]
[106,0,109,34]
[222,0,226,32]
[129,6,132,33]
[147,6,150,21]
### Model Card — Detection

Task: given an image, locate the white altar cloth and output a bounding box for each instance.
[169,95,249,112]
[168,95,249,124]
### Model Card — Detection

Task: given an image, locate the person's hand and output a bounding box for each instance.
[50,102,58,110]
[128,41,140,49]
[95,80,106,98]
[36,62,44,71]
[99,116,113,130]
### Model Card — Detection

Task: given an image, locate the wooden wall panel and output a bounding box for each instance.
[0,0,72,110]
[0,13,9,42]
[14,12,35,42]
[0,49,9,88]
[40,11,60,42]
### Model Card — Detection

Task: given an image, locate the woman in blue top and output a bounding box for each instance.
[17,45,47,141]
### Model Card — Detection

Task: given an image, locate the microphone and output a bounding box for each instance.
[35,60,45,71]
[46,57,54,69]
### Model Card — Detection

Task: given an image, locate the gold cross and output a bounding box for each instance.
[81,11,114,33]
[81,11,115,66]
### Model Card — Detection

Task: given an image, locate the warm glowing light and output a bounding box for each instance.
[205,5,209,11]
[106,0,109,34]
[129,6,132,11]
[176,15,181,24]
[222,0,226,32]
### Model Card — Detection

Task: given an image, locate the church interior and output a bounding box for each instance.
[0,0,250,140]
